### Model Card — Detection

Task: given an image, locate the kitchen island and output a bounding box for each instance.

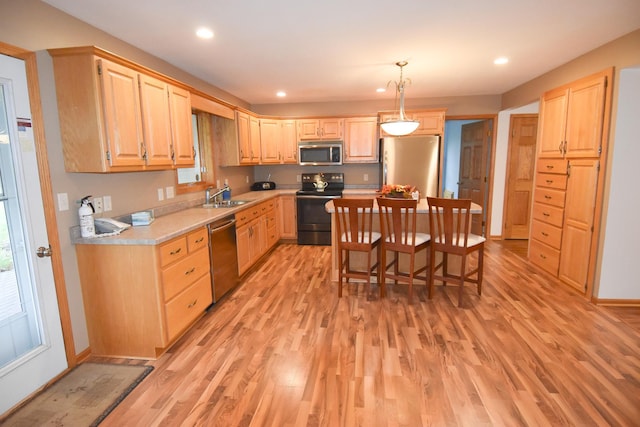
[325,196,482,285]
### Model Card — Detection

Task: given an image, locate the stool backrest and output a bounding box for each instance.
[377,197,419,251]
[427,197,473,251]
[334,198,375,250]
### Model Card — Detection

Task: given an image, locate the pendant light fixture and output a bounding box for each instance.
[380,61,419,136]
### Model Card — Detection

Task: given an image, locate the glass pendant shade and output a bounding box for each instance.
[380,61,419,136]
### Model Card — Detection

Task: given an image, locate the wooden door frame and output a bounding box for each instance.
[0,42,76,368]
[502,113,538,239]
[446,114,498,237]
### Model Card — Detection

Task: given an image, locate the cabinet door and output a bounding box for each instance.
[279,195,297,239]
[538,87,568,158]
[138,74,173,166]
[169,85,195,166]
[249,115,261,163]
[236,111,252,164]
[565,75,607,158]
[98,58,145,167]
[298,119,321,140]
[259,119,281,164]
[558,159,599,291]
[281,120,298,163]
[236,223,252,275]
[344,117,378,162]
[414,110,445,135]
[320,118,344,139]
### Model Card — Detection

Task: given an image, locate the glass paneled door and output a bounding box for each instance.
[0,54,66,415]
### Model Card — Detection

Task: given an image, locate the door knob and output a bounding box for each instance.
[36,245,52,258]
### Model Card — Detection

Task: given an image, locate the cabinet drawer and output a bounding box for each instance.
[535,173,567,190]
[164,273,212,341]
[159,236,188,267]
[531,219,562,249]
[236,205,260,227]
[537,158,568,174]
[529,239,560,276]
[187,228,208,252]
[534,187,565,208]
[532,202,564,228]
[162,247,210,301]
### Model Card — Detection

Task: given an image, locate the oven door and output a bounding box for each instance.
[296,195,339,232]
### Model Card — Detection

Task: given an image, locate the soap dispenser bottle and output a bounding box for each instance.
[78,196,95,238]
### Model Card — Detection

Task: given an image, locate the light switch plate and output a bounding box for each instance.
[157,188,164,201]
[57,193,69,211]
[165,186,175,199]
[103,195,112,212]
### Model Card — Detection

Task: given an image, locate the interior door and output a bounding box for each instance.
[0,54,67,415]
[503,115,538,239]
[458,120,491,235]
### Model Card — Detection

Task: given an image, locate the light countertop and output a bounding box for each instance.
[71,189,296,246]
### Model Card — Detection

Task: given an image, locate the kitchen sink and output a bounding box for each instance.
[202,200,250,209]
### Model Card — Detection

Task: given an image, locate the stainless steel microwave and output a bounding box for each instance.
[298,141,343,165]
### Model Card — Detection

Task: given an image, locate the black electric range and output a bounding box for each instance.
[296,173,344,245]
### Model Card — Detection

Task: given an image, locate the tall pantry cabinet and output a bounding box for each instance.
[529,68,613,296]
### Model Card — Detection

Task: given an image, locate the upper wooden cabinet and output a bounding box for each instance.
[260,119,298,164]
[538,72,608,158]
[236,111,261,165]
[343,117,379,163]
[297,118,344,140]
[49,46,195,172]
[379,109,446,137]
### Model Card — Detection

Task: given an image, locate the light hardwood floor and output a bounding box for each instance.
[96,240,640,426]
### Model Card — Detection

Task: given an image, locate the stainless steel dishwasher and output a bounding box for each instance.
[208,215,239,303]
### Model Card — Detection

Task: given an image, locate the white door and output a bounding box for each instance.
[0,54,67,414]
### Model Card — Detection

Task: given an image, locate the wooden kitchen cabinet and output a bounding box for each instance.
[297,118,344,140]
[344,117,379,163]
[538,72,607,158]
[236,110,261,164]
[235,200,278,275]
[259,119,298,164]
[49,46,194,172]
[279,195,297,239]
[529,68,612,296]
[379,109,446,136]
[169,85,196,166]
[75,227,212,359]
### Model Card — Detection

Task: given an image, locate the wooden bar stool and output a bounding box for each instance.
[377,197,431,303]
[427,197,485,307]
[333,198,382,297]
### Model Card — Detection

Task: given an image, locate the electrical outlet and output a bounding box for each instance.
[157,188,164,201]
[296,175,301,182]
[364,174,369,181]
[57,193,69,211]
[216,179,220,188]
[103,195,112,212]
[165,186,175,199]
[245,176,249,183]
[93,197,103,214]
[224,178,229,185]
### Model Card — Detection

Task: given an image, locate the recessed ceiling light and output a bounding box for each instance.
[494,56,509,65]
[376,87,386,93]
[196,27,214,39]
[276,91,286,97]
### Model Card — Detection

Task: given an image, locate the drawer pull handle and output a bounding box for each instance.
[541,232,549,237]
[187,299,198,308]
[184,267,196,275]
[540,254,547,259]
[545,180,553,184]
[195,237,204,243]
[170,248,182,255]
[543,213,550,217]
[544,195,552,200]
[546,164,554,169]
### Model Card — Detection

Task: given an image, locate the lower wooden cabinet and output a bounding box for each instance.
[279,195,297,239]
[235,199,279,275]
[75,226,212,359]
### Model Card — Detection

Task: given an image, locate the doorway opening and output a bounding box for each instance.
[443,117,495,236]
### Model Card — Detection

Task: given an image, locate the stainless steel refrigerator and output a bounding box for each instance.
[380,135,440,197]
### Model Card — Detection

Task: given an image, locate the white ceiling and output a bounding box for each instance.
[43,0,640,105]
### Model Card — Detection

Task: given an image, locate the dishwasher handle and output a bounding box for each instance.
[208,218,236,233]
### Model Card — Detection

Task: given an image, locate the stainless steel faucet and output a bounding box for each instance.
[205,185,230,204]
